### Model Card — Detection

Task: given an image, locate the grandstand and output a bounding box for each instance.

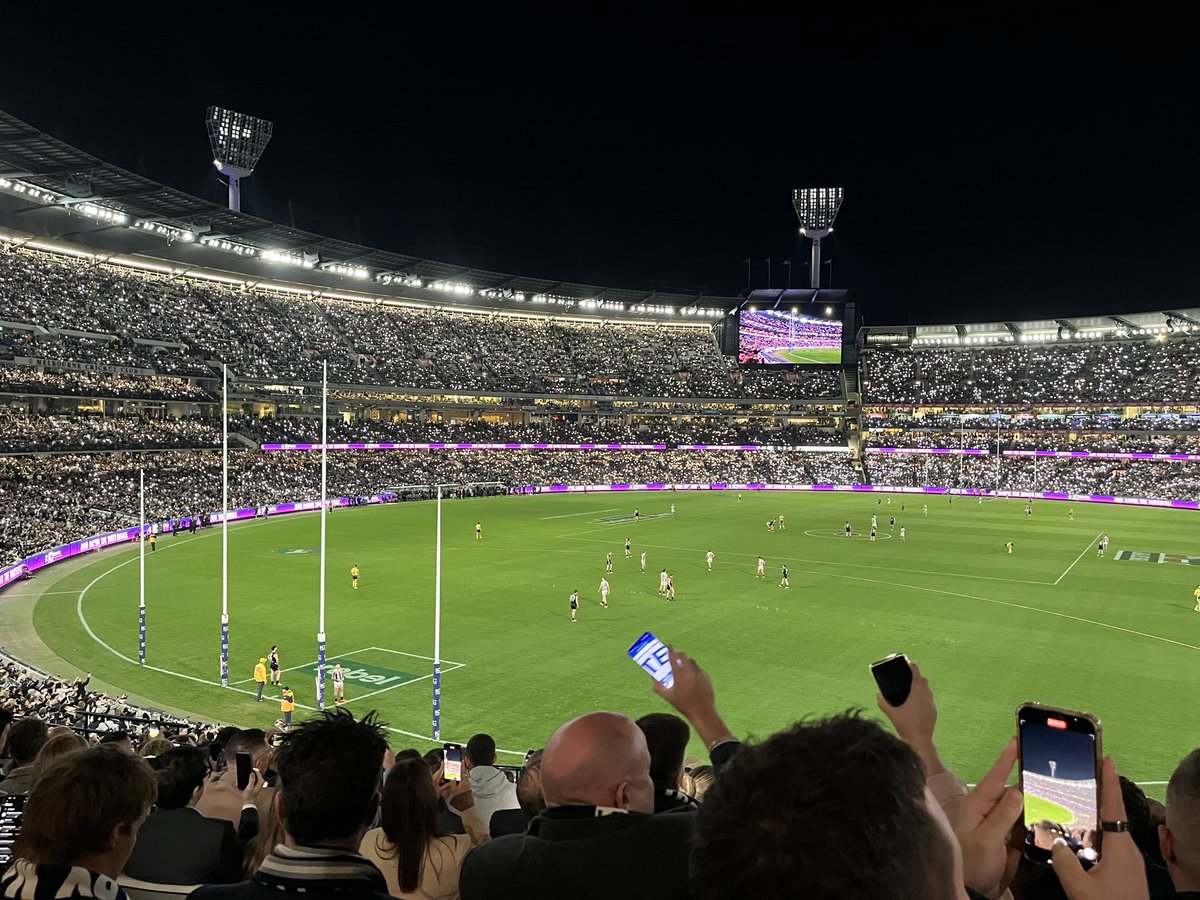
[2,106,1198,900]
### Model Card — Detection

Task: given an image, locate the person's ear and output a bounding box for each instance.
[614,781,631,810]
[1160,824,1175,865]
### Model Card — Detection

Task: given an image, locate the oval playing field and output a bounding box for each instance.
[10,491,1200,786]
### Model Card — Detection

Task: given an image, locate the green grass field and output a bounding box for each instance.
[763,347,842,364]
[15,492,1200,790]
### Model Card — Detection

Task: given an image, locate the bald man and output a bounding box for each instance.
[460,712,693,899]
[1161,748,1200,896]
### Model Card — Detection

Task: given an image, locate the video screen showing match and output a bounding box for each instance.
[738,308,843,365]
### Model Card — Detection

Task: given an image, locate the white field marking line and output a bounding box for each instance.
[1055,533,1105,586]
[58,522,526,755]
[538,508,618,520]
[796,566,1200,654]
[367,646,466,666]
[229,647,376,684]
[558,535,1058,587]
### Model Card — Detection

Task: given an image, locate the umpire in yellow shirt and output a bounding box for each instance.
[280,685,296,728]
[254,657,268,701]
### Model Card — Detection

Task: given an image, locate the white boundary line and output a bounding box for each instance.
[229,647,375,684]
[1055,533,1105,586]
[538,508,617,520]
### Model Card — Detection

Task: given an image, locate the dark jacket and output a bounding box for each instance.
[460,806,694,900]
[123,806,253,885]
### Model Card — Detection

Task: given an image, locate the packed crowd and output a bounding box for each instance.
[0,652,1182,900]
[0,366,210,401]
[0,249,843,400]
[863,410,1200,432]
[0,415,220,453]
[0,654,215,745]
[865,453,1200,499]
[863,431,1200,454]
[244,417,847,447]
[864,343,1200,404]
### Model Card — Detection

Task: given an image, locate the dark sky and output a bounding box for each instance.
[1,7,1196,325]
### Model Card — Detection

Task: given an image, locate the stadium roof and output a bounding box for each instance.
[0,109,734,319]
[862,308,1200,347]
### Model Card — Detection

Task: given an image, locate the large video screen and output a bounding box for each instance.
[738,308,843,365]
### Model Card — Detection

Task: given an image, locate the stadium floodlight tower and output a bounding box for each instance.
[792,187,844,289]
[205,106,274,213]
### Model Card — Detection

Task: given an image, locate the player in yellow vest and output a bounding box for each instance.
[280,686,296,727]
[254,658,268,702]
[1193,585,1200,612]
[351,565,360,590]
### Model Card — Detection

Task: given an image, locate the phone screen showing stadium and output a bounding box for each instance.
[738,308,843,365]
[1018,705,1100,866]
[443,744,463,781]
[628,632,674,689]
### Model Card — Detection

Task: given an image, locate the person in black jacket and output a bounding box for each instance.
[123,745,259,885]
[461,712,692,900]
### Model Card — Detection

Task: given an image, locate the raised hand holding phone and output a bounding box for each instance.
[1050,757,1149,900]
[443,742,463,781]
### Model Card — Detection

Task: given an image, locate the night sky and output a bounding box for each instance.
[2,7,1196,325]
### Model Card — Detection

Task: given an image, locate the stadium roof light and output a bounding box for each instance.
[205,106,274,213]
[792,187,844,289]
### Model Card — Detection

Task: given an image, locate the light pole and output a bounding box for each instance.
[205,107,274,213]
[792,188,844,290]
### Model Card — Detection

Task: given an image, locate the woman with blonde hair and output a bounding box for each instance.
[31,731,87,782]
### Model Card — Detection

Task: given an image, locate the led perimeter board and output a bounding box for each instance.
[738,299,844,365]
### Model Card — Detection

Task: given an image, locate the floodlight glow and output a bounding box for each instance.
[792,187,844,289]
[205,106,274,212]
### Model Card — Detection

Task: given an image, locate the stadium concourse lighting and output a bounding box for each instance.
[792,187,844,290]
[206,106,274,213]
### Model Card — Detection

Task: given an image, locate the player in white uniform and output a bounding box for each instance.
[640,550,647,573]
[706,550,714,571]
[670,504,676,516]
[899,526,906,543]
[332,663,346,703]
[756,556,766,577]
[659,569,669,594]
[599,577,610,607]
[1098,534,1109,557]
[871,514,878,530]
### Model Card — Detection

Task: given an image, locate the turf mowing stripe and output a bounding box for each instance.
[1055,533,1106,586]
[795,566,1200,653]
[338,661,466,705]
[367,646,467,665]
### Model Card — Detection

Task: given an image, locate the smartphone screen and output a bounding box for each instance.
[1017,704,1101,866]
[236,751,253,790]
[443,743,463,781]
[628,632,674,689]
[870,653,912,707]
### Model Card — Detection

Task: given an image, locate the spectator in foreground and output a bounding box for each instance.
[1160,747,1200,897]
[197,729,276,827]
[489,750,546,837]
[123,745,259,885]
[636,712,696,812]
[191,710,392,900]
[359,756,486,898]
[459,711,692,899]
[0,747,156,900]
[458,734,519,829]
[0,718,48,795]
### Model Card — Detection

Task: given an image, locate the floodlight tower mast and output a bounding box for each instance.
[792,188,844,289]
[205,106,274,213]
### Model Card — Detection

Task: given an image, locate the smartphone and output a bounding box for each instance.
[628,632,674,689]
[443,742,463,781]
[870,653,912,707]
[1017,703,1102,866]
[236,751,253,790]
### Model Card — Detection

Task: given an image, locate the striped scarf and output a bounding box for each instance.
[256,844,388,894]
